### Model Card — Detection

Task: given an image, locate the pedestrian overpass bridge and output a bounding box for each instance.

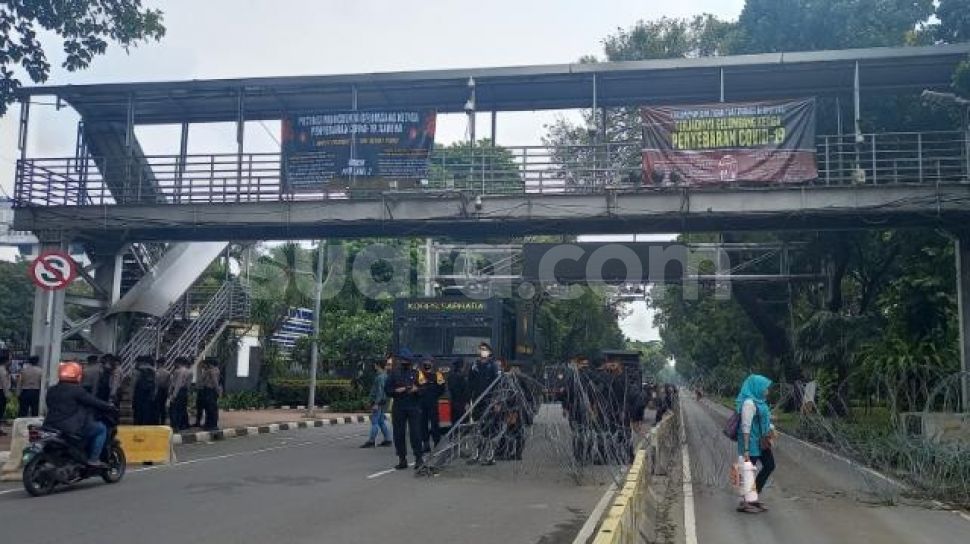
[8,43,970,401]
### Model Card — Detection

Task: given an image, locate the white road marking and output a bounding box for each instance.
[680,398,698,544]
[366,462,415,479]
[366,469,397,479]
[0,429,369,496]
[571,482,618,544]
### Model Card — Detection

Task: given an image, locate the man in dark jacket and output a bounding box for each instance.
[132,355,157,425]
[44,361,117,467]
[385,351,425,470]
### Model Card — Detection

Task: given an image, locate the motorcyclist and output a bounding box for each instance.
[44,361,118,468]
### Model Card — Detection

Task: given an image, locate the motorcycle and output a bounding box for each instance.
[21,412,126,497]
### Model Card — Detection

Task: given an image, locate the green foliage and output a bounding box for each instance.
[218,391,270,410]
[537,288,626,362]
[572,4,967,408]
[601,15,737,60]
[0,1,165,115]
[428,139,523,193]
[320,309,391,373]
[4,394,17,420]
[734,0,935,53]
[934,0,970,43]
[0,260,34,347]
[266,378,355,407]
[626,339,668,379]
[328,398,370,413]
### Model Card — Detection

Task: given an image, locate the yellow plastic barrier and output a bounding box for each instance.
[116,425,174,464]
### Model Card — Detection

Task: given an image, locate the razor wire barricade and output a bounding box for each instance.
[421,365,653,489]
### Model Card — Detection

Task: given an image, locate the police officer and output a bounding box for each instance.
[467,342,500,465]
[132,355,157,425]
[418,358,445,453]
[385,350,425,470]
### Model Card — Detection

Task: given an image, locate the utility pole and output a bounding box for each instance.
[307,240,326,418]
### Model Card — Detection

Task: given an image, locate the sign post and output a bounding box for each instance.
[29,250,78,413]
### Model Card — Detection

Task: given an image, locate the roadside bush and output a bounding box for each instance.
[267,378,355,407]
[328,398,370,413]
[219,391,270,410]
[3,396,17,420]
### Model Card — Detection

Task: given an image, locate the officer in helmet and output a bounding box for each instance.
[44,361,118,468]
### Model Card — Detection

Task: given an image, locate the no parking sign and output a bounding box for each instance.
[29,250,78,291]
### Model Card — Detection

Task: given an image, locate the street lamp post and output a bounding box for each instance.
[922,90,970,412]
[307,240,326,418]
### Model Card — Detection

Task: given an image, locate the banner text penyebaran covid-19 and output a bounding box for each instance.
[642,99,817,185]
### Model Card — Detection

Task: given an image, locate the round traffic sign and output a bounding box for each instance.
[29,250,78,291]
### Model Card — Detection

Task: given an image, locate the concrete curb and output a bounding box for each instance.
[171,415,370,445]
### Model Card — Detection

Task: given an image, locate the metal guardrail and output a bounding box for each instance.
[117,279,250,373]
[163,279,250,366]
[13,131,968,207]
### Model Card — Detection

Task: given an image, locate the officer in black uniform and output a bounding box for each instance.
[466,342,500,465]
[386,350,425,470]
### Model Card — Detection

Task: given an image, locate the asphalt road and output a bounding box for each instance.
[681,397,970,544]
[0,417,604,544]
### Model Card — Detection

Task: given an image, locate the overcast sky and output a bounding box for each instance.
[0,0,747,340]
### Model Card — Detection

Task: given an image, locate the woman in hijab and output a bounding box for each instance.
[736,374,775,513]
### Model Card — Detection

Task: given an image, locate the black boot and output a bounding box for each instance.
[395,458,408,470]
[414,457,425,470]
[359,441,376,448]
[378,440,392,447]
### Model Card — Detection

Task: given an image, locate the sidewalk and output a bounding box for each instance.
[173,408,372,444]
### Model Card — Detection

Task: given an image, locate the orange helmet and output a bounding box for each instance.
[58,361,83,384]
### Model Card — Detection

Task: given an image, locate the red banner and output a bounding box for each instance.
[642,99,817,185]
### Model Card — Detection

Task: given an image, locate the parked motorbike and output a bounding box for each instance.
[21,412,126,497]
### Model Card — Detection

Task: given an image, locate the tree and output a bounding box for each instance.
[429,139,523,193]
[543,15,735,188]
[0,1,165,115]
[601,15,736,61]
[933,0,970,43]
[733,0,934,53]
[0,259,34,348]
[536,288,627,362]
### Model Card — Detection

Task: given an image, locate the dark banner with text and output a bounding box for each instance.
[281,110,436,190]
[642,99,816,185]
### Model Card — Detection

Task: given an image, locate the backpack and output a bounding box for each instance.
[723,402,763,442]
[723,411,742,441]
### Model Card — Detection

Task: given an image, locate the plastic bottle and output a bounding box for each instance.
[738,455,759,503]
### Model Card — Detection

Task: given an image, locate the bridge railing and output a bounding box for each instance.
[13,130,968,207]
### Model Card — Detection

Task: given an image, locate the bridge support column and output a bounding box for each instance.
[88,244,125,353]
[957,234,970,412]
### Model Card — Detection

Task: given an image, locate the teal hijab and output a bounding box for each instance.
[735,374,773,456]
